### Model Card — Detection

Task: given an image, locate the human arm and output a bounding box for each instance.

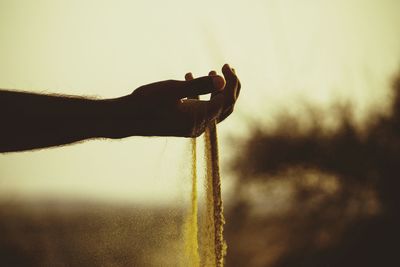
[0,64,240,152]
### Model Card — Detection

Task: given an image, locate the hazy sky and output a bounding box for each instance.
[1,0,399,204]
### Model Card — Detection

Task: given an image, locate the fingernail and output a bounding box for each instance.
[212,76,225,90]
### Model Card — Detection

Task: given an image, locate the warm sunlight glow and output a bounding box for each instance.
[1,0,399,204]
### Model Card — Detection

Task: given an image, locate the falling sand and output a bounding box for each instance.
[183,120,227,267]
[183,136,200,267]
[204,121,227,267]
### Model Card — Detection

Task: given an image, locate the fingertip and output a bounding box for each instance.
[222,63,234,76]
[209,70,217,76]
[212,75,226,91]
[185,72,194,81]
[183,75,224,98]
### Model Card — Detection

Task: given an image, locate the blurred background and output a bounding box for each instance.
[1,0,400,266]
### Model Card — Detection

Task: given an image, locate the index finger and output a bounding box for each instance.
[176,75,225,99]
[181,72,225,126]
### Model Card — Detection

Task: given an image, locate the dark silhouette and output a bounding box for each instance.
[0,64,240,152]
[225,74,400,266]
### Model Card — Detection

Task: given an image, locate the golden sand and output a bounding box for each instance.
[184,120,226,267]
[204,121,227,267]
[183,137,200,267]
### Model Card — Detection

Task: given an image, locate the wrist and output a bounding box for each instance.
[93,96,137,139]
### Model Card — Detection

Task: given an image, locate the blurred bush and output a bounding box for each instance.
[225,74,400,267]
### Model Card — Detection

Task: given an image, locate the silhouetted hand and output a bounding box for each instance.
[116,64,241,137]
[0,64,240,152]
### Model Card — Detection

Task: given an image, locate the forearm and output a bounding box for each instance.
[0,90,125,152]
[0,65,239,152]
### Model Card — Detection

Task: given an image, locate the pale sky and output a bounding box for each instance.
[0,0,399,205]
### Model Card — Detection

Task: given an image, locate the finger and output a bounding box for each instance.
[215,64,239,123]
[176,75,225,98]
[185,72,194,81]
[221,64,239,107]
[209,70,220,99]
[232,68,241,98]
[185,72,199,100]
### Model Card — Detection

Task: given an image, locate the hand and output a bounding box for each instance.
[116,64,241,137]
